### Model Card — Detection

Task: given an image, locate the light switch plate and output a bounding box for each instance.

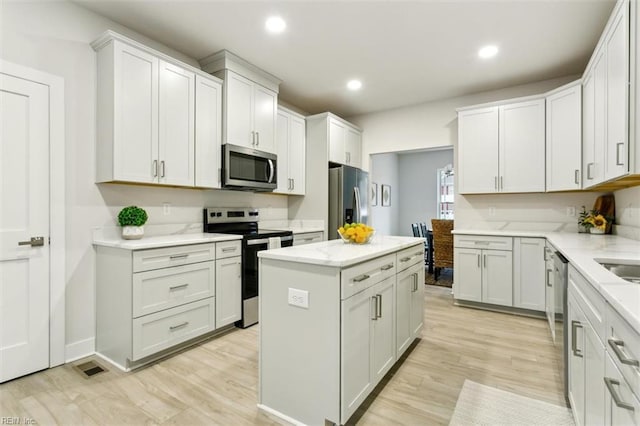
[288,288,309,309]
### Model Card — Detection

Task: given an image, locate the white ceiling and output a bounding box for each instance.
[75,0,615,117]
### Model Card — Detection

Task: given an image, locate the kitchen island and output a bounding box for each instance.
[257,236,425,425]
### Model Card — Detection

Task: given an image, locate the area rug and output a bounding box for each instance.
[425,267,453,288]
[449,380,574,426]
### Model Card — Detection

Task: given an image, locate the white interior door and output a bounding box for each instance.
[0,73,50,383]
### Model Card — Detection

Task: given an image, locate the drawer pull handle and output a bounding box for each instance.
[303,238,314,242]
[371,296,378,320]
[608,339,640,367]
[571,320,583,358]
[380,264,394,271]
[222,247,237,252]
[474,241,490,245]
[604,377,635,411]
[353,274,370,283]
[169,283,189,291]
[170,254,189,260]
[400,257,411,262]
[376,294,382,318]
[169,321,189,331]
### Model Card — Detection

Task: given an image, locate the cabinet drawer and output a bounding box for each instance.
[396,244,425,272]
[293,232,324,246]
[569,265,606,344]
[607,304,640,400]
[454,234,512,251]
[341,254,396,300]
[605,353,640,425]
[132,297,215,361]
[216,240,241,259]
[132,261,215,318]
[133,243,215,272]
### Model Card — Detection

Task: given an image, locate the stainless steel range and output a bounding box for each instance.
[203,208,293,328]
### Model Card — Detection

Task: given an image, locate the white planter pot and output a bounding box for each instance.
[589,228,605,235]
[122,226,144,240]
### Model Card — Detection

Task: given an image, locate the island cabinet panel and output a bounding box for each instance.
[258,239,424,425]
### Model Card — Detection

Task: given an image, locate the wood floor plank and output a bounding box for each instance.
[0,284,566,425]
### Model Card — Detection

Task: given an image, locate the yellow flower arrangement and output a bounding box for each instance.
[579,206,612,233]
[584,214,607,231]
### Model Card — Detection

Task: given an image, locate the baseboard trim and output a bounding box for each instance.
[257,404,308,426]
[65,337,95,363]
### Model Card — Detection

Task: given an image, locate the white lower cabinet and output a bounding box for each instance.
[396,260,425,357]
[96,240,241,370]
[341,275,396,422]
[215,255,242,328]
[568,265,606,426]
[605,354,640,425]
[454,235,513,307]
[513,237,545,311]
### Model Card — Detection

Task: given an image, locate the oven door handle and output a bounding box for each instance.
[247,235,293,246]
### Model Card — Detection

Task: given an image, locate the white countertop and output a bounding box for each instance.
[454,229,640,334]
[93,232,242,250]
[258,236,424,268]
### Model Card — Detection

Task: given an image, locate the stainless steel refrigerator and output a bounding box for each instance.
[329,165,369,240]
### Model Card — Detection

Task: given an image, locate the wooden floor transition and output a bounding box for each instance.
[0,285,564,425]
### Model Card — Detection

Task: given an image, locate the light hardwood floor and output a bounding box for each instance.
[0,285,564,425]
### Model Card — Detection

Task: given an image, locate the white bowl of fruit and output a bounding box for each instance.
[337,223,375,244]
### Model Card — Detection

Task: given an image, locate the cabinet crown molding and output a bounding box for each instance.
[456,93,546,113]
[199,49,281,93]
[305,112,362,132]
[90,30,222,83]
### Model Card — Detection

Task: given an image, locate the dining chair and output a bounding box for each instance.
[430,219,454,281]
[419,222,432,271]
[411,223,421,237]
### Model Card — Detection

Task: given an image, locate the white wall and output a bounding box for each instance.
[2,1,288,358]
[370,153,399,235]
[397,148,453,236]
[614,186,640,239]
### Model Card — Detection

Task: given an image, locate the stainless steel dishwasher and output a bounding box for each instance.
[553,251,569,405]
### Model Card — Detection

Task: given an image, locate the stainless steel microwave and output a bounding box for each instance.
[222,144,277,191]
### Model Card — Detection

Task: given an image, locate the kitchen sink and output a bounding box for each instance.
[598,261,640,284]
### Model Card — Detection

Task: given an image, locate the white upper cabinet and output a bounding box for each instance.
[223,71,277,153]
[200,50,281,155]
[583,0,632,188]
[499,99,546,193]
[195,75,223,188]
[92,31,222,187]
[458,98,544,194]
[345,127,362,168]
[458,107,499,194]
[546,81,582,191]
[275,107,306,195]
[96,39,159,184]
[604,1,629,181]
[328,116,362,168]
[158,60,195,186]
[329,118,346,164]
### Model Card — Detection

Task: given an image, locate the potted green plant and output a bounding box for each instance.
[117,206,148,240]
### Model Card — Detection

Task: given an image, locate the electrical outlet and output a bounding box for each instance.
[288,288,309,309]
[566,206,576,217]
[489,207,496,217]
[163,202,171,215]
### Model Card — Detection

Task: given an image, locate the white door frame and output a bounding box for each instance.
[1,60,66,367]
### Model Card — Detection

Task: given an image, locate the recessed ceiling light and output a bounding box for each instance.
[347,79,362,91]
[265,16,286,34]
[478,45,499,59]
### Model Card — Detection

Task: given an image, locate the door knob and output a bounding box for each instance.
[18,237,45,247]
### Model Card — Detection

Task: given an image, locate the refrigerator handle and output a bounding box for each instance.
[354,186,361,223]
